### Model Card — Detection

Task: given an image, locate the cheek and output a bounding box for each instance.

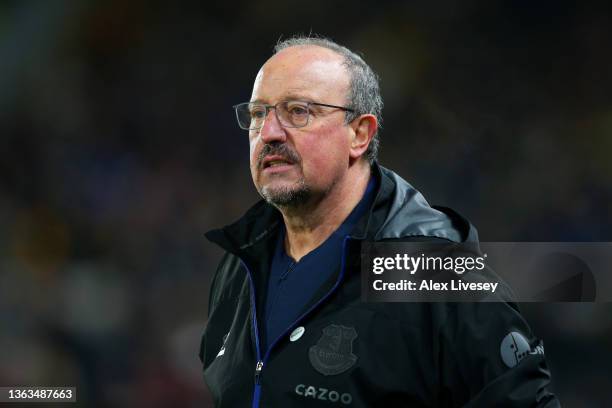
[300,128,349,178]
[249,138,262,184]
[249,138,260,167]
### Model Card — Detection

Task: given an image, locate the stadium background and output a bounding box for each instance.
[0,1,610,406]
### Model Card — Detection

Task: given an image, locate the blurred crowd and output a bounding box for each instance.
[0,1,611,406]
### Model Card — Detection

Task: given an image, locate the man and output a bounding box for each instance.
[200,36,559,407]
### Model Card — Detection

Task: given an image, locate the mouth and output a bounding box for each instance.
[262,155,294,170]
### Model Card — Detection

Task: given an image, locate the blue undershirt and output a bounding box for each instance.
[263,176,377,349]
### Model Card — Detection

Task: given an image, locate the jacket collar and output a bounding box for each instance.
[205,162,477,255]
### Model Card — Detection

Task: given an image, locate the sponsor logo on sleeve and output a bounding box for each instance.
[500,331,545,368]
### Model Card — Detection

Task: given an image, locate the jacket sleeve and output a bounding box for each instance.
[434,300,561,407]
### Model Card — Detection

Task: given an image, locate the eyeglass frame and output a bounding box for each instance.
[232,100,355,131]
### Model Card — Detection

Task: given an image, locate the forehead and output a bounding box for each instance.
[251,45,350,103]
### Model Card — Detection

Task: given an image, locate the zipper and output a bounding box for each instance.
[244,262,264,408]
[242,236,353,408]
[252,360,263,408]
[254,360,264,384]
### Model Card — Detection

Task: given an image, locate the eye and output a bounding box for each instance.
[249,105,267,119]
[286,102,309,116]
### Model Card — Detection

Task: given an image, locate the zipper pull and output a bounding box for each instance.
[254,360,264,384]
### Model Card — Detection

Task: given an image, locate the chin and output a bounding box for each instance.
[260,182,311,208]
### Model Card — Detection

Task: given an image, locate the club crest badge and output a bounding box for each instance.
[309,324,358,376]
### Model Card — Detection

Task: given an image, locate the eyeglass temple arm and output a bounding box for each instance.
[310,102,354,112]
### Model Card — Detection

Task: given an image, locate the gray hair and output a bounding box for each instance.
[274,35,383,164]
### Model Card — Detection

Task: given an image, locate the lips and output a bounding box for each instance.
[262,155,294,169]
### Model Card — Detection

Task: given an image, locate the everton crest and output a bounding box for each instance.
[309,324,358,376]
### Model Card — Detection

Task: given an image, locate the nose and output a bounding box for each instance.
[259,107,287,144]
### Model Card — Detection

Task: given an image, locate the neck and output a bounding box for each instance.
[280,161,371,261]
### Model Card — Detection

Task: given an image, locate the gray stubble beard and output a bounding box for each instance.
[259,177,312,208]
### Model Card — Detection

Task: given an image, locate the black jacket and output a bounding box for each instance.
[200,164,560,407]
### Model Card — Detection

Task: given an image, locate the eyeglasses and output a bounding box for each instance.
[233,100,354,131]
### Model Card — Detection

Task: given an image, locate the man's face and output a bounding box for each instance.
[249,46,353,208]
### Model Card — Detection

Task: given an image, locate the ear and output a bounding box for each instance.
[349,114,378,160]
